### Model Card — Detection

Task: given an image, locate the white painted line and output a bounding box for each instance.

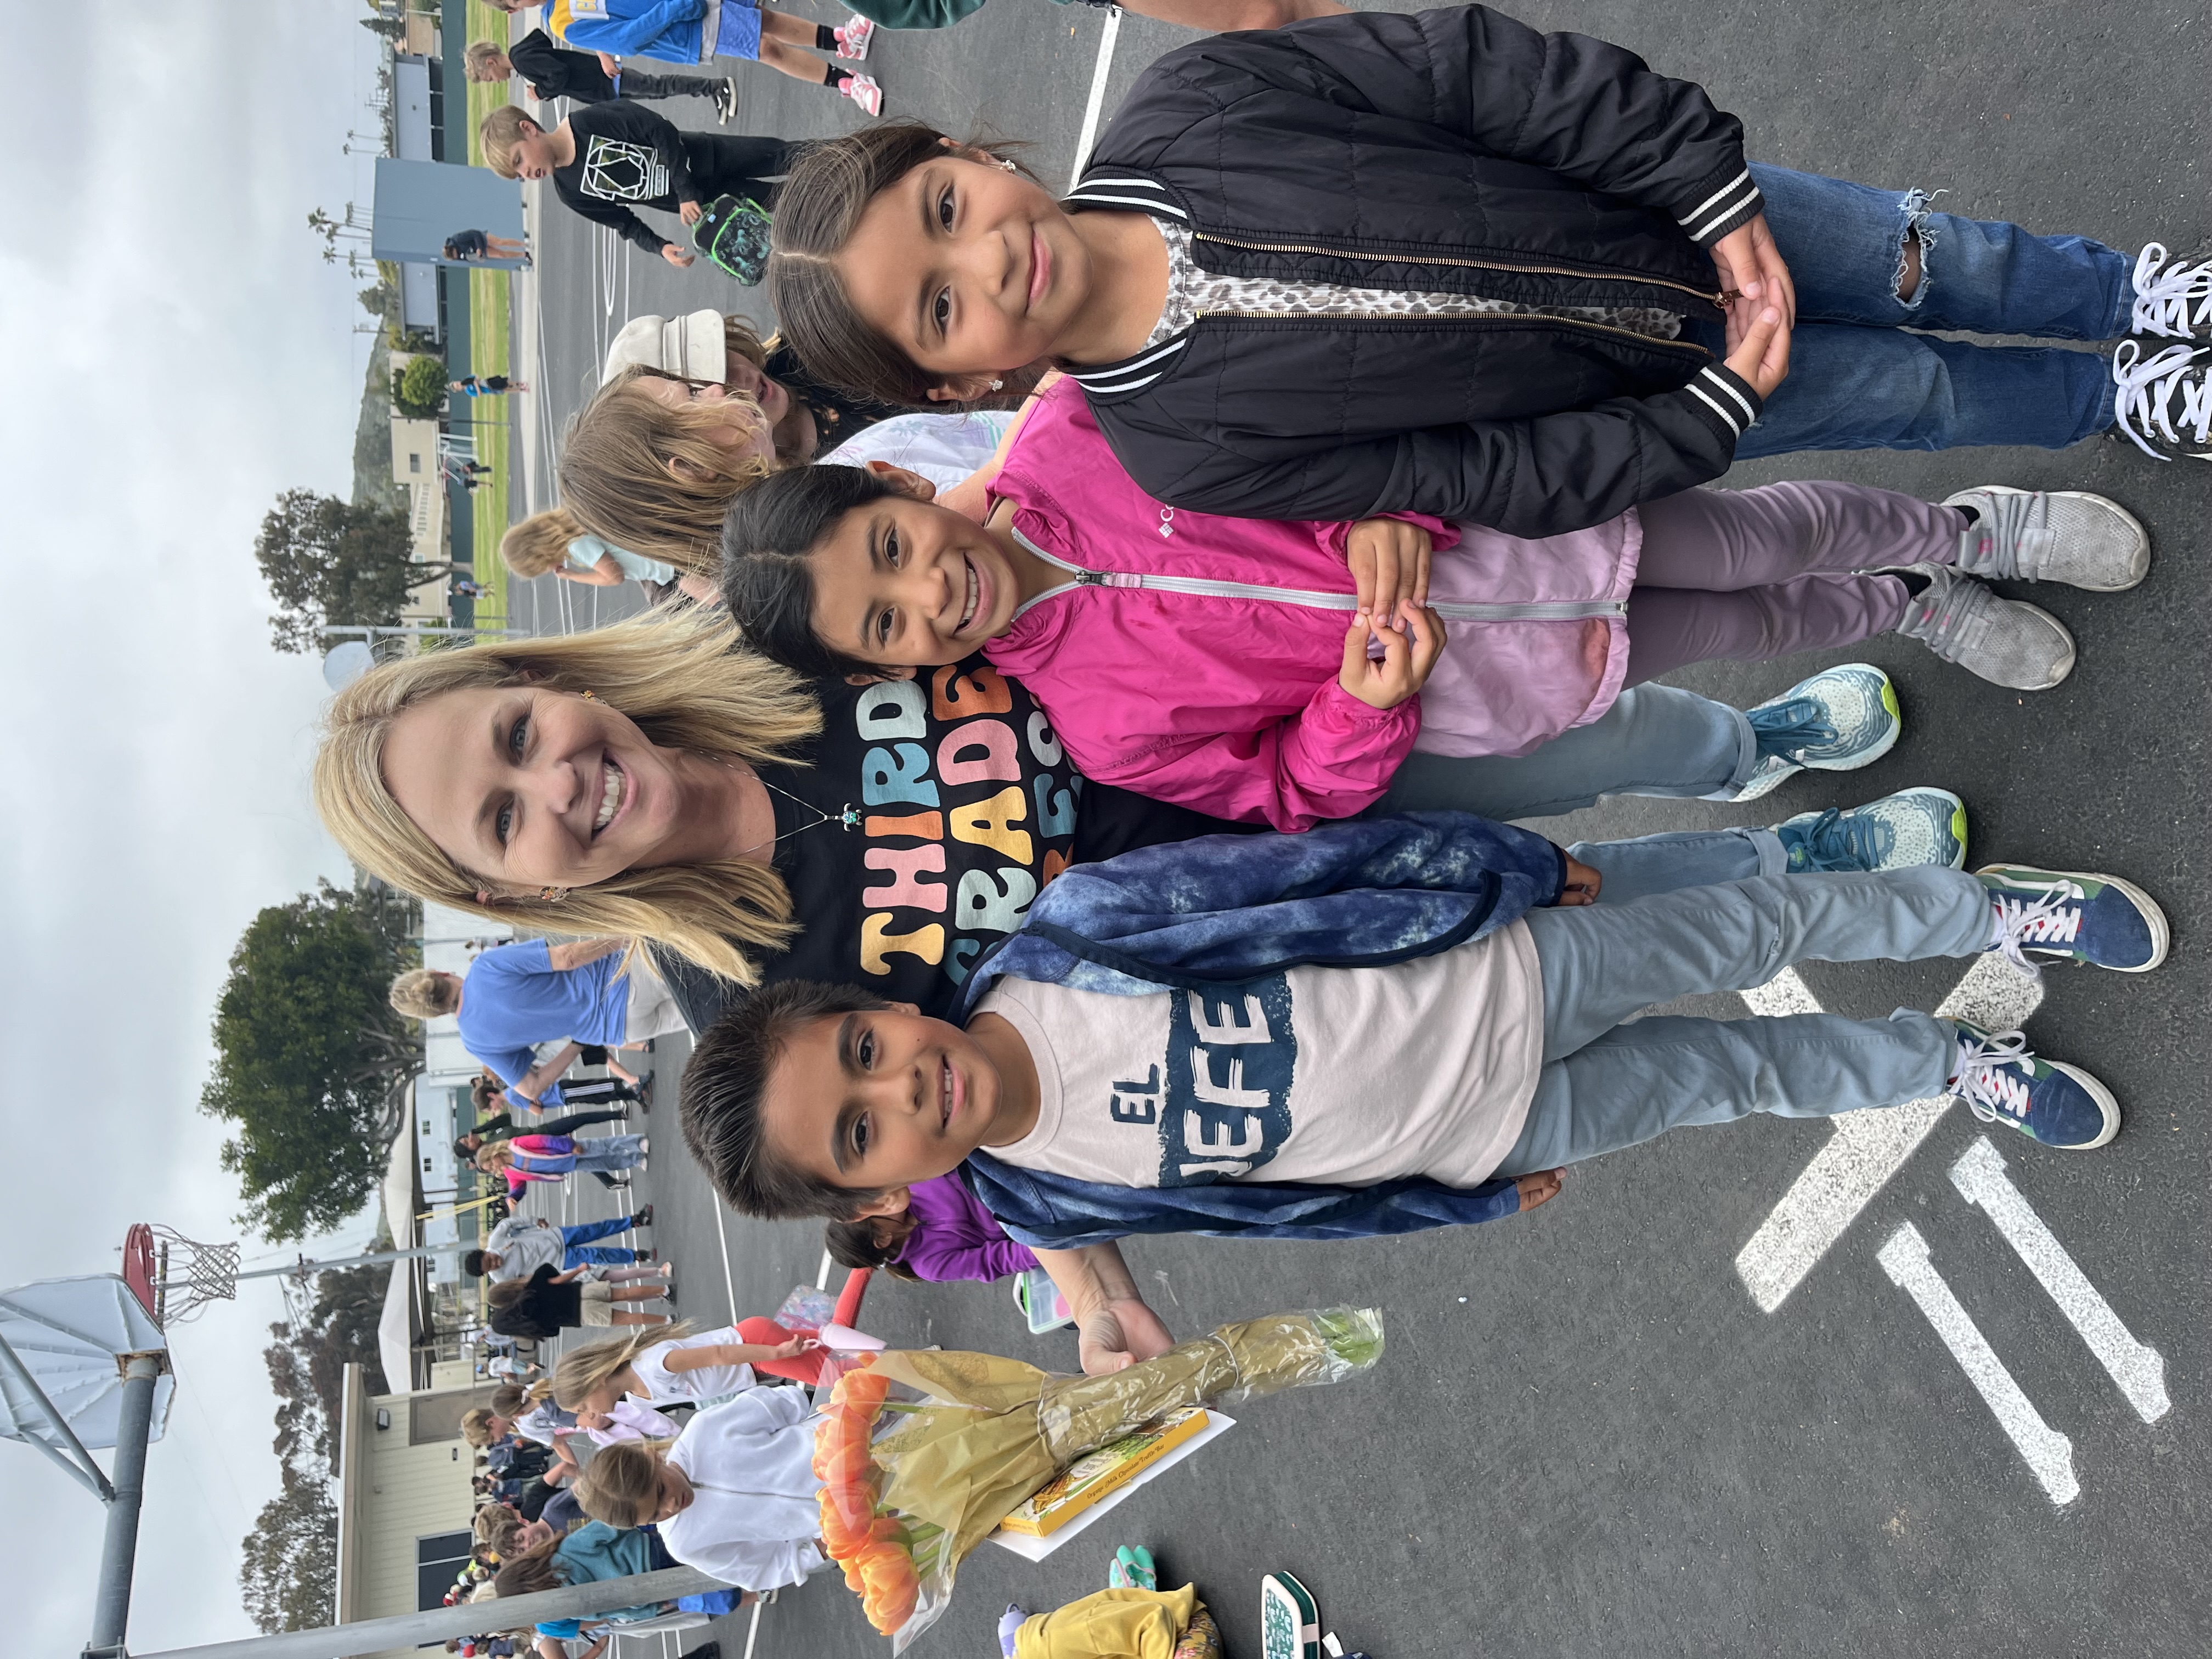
[1877,1222,2079,1505]
[1067,8,1124,193]
[711,1193,739,1326]
[1949,1137,2171,1423]
[1735,953,2042,1312]
[815,1249,833,1291]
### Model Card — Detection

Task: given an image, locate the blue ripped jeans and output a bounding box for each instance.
[1679,164,2130,453]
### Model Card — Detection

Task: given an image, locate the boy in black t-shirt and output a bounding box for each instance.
[481,104,798,267]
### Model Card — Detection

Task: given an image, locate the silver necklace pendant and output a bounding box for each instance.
[837,805,861,830]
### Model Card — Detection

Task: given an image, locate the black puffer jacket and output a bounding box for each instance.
[1063,3,1768,535]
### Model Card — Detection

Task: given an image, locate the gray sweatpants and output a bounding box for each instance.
[1494,866,1991,1176]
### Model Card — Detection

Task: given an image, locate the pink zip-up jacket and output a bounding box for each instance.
[981,383,1641,832]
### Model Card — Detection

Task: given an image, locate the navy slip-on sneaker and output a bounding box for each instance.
[1978,864,2170,973]
[1949,1021,2120,1150]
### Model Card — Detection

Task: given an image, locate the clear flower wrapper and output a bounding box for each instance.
[811,1308,1385,1650]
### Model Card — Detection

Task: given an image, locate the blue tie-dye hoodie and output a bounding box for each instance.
[949,812,1564,1248]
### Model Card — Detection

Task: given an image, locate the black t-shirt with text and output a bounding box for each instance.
[656,667,1259,1033]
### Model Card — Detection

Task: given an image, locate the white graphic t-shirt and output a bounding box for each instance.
[580,136,669,203]
[975,924,1544,1192]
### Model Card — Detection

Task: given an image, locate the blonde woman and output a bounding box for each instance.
[310,605,1243,1040]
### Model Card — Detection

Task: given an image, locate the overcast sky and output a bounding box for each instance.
[0,5,398,1649]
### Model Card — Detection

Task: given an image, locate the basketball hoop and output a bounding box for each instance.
[138,1227,241,1328]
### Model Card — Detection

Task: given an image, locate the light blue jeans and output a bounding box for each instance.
[1368,684,1756,825]
[1494,867,1991,1176]
[569,1133,648,1173]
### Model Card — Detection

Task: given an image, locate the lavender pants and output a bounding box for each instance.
[1622,482,1965,686]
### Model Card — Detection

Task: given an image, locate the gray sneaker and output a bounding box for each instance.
[1894,566,2076,691]
[1942,486,2150,592]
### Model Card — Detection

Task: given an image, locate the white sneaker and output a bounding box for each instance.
[836,14,874,59]
[2112,339,2211,462]
[2130,242,2212,342]
[839,71,883,117]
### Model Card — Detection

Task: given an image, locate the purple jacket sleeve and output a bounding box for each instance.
[899,1176,1042,1283]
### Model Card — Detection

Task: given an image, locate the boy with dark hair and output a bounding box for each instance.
[466,33,739,122]
[480,104,797,268]
[680,814,2165,1372]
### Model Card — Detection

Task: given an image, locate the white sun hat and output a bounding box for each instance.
[602,309,727,385]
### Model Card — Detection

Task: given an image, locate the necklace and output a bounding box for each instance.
[721,758,860,859]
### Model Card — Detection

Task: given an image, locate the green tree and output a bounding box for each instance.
[253,488,448,653]
[201,879,424,1240]
[264,1266,391,1467]
[392,355,448,419]
[239,1468,339,1633]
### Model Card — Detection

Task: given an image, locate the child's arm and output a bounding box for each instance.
[1030,1242,1174,1375]
[544,938,628,971]
[937,371,1065,522]
[510,1041,585,1105]
[1069,661,1427,832]
[557,557,628,586]
[1219,9,1764,263]
[662,1338,816,1374]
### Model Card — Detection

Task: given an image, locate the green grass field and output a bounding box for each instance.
[464,0,516,631]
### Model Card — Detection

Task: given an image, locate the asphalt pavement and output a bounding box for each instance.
[505,4,2211,1654]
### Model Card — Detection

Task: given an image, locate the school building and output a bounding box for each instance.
[334,1361,499,1655]
[390,412,454,624]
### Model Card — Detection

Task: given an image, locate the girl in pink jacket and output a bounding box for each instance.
[721,381,2144,832]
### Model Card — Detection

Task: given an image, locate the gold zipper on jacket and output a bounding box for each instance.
[1193,230,1726,308]
[1192,307,1713,354]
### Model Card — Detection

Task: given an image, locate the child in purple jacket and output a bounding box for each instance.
[824,1172,1039,1283]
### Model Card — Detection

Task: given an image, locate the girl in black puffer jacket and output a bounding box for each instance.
[766,4,2182,537]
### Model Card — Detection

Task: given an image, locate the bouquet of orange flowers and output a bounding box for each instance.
[812,1308,1383,1651]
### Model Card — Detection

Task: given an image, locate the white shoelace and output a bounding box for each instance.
[1951,1029,2035,1125]
[1988,882,2083,976]
[2131,244,2212,341]
[2112,339,2212,459]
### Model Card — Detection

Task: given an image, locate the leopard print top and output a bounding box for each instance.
[1143,219,1684,351]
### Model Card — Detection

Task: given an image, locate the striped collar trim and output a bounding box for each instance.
[1063,334,1190,396]
[1063,170,1189,222]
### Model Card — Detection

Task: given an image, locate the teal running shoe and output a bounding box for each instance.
[1950,1020,2120,1150]
[1732,663,1901,803]
[1978,865,2170,974]
[1775,788,1967,873]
